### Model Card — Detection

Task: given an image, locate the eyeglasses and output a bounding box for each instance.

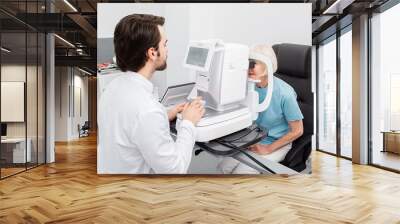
[248,59,256,69]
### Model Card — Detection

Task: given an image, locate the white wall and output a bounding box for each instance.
[72,73,89,138]
[98,3,311,95]
[187,4,311,45]
[1,65,38,138]
[55,67,89,141]
[55,66,69,141]
[1,64,46,164]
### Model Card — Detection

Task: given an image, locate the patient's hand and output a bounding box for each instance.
[249,144,274,155]
[167,103,187,121]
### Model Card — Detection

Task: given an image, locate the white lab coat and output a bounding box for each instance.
[97,71,196,174]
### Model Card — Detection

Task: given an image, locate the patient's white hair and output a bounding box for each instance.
[249,44,278,75]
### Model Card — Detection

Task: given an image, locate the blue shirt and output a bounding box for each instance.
[255,77,303,145]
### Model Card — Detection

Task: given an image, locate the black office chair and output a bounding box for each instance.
[79,121,90,138]
[272,43,314,172]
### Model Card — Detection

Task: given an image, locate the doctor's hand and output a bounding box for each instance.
[249,144,274,155]
[181,99,205,125]
[168,103,186,121]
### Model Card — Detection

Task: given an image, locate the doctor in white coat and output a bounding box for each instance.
[98,14,205,174]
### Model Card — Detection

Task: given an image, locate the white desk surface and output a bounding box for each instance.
[1,138,27,144]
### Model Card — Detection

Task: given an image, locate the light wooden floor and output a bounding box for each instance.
[0,167,26,178]
[1,135,400,223]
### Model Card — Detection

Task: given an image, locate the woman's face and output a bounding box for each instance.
[248,59,267,80]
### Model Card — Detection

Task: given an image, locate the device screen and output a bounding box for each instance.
[1,123,7,137]
[186,47,209,67]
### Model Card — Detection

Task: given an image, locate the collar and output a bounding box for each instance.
[127,71,154,94]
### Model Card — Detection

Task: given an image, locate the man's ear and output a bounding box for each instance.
[147,48,156,61]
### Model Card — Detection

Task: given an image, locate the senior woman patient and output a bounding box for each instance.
[218,44,304,174]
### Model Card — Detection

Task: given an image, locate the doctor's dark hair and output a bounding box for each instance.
[113,14,165,72]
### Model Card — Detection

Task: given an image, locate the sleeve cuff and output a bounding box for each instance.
[179,119,197,137]
[287,116,304,122]
[180,119,195,128]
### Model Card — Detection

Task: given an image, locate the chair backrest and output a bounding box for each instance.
[272,43,314,172]
[82,121,90,129]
